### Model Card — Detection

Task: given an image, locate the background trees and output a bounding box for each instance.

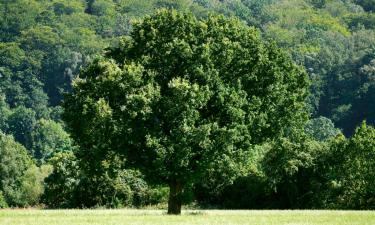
[324,122,375,209]
[31,119,73,164]
[0,0,374,210]
[0,132,48,207]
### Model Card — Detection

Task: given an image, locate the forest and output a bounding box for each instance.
[0,0,374,211]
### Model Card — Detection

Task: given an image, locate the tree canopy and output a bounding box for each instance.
[63,9,309,214]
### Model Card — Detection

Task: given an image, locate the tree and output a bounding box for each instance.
[43,150,167,208]
[305,116,341,141]
[325,122,375,209]
[0,95,10,131]
[0,132,32,206]
[16,164,52,207]
[63,10,308,214]
[0,0,41,42]
[31,119,73,164]
[6,106,36,149]
[43,151,79,208]
[354,0,375,12]
[263,133,326,208]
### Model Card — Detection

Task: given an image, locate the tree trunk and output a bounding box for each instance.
[167,181,183,215]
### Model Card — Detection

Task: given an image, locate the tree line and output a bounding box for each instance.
[0,0,374,212]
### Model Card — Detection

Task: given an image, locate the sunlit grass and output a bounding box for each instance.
[1,209,375,225]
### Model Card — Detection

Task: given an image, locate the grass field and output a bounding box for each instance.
[1,209,375,225]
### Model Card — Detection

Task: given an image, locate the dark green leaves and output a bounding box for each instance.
[64,10,309,189]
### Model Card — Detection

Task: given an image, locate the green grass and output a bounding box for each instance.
[1,209,375,225]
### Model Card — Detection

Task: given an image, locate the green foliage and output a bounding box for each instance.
[0,132,33,206]
[52,0,85,16]
[31,119,73,164]
[74,169,149,208]
[0,191,8,208]
[64,10,308,213]
[254,122,375,209]
[6,106,36,149]
[262,134,325,208]
[0,95,10,131]
[0,0,42,42]
[43,151,79,208]
[0,131,51,207]
[147,186,169,206]
[43,151,168,208]
[15,165,52,207]
[354,0,375,12]
[0,0,373,140]
[320,47,375,135]
[251,0,375,134]
[323,122,375,209]
[0,0,375,210]
[305,116,341,141]
[194,144,268,207]
[346,13,375,29]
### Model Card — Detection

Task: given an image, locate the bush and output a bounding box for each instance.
[0,191,8,208]
[0,132,34,206]
[14,165,52,207]
[262,135,326,208]
[146,186,169,206]
[321,122,375,209]
[43,151,169,208]
[194,144,269,208]
[31,119,73,164]
[43,151,80,208]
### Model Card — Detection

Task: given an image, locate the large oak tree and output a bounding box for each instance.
[63,10,309,214]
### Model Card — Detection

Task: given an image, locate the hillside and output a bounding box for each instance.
[0,0,374,209]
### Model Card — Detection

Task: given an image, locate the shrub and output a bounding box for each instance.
[0,191,8,208]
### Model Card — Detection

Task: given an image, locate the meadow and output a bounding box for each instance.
[1,209,375,225]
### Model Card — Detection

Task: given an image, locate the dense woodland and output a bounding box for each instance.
[0,0,374,210]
